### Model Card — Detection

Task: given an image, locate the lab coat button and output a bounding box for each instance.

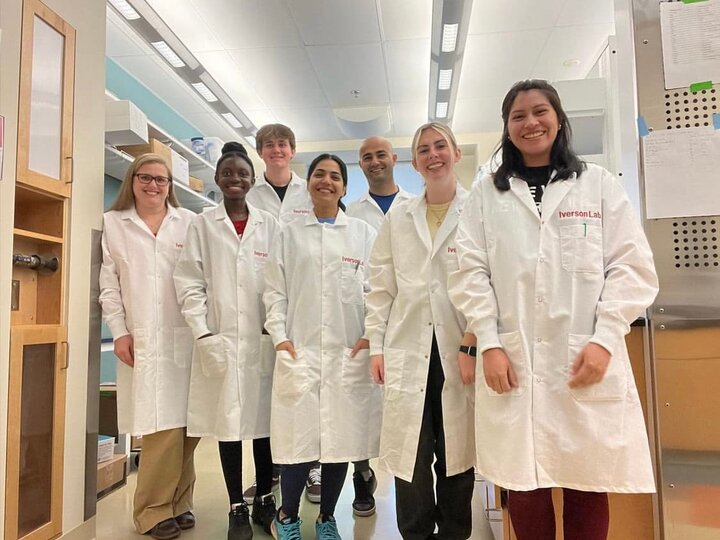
[536,338,542,343]
[427,322,432,326]
[539,257,545,263]
[536,377,542,383]
[537,296,544,303]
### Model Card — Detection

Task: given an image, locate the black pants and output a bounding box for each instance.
[280,461,348,519]
[395,336,475,540]
[218,437,274,504]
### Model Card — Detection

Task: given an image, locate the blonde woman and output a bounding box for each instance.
[365,123,476,539]
[100,153,198,540]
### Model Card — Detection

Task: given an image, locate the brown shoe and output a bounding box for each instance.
[175,511,195,530]
[148,518,180,540]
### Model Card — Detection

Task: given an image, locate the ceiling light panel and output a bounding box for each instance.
[191,82,218,102]
[108,0,141,20]
[441,23,458,52]
[151,40,186,67]
[221,112,243,129]
[436,102,449,118]
[438,69,453,90]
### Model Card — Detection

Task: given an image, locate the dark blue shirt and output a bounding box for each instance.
[369,191,399,215]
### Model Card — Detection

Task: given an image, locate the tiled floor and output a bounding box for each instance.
[96,438,499,539]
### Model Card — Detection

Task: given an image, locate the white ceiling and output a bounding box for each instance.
[105,0,614,149]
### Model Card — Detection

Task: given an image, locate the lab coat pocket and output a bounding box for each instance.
[567,334,627,401]
[341,348,374,394]
[341,264,364,305]
[559,223,603,273]
[484,331,527,397]
[195,334,229,378]
[273,349,310,396]
[260,335,276,377]
[173,327,194,369]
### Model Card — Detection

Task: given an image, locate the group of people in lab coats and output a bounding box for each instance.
[99,79,659,540]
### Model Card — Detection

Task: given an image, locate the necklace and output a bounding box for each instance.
[427,203,450,227]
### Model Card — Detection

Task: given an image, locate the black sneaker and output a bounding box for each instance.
[251,493,277,534]
[228,502,253,540]
[352,468,378,517]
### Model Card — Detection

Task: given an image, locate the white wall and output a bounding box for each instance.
[0,0,106,537]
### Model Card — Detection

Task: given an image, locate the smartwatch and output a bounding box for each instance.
[459,345,477,357]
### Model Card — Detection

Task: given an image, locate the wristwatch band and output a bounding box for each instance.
[459,345,477,357]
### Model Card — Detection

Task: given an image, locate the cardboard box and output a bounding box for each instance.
[97,435,115,463]
[118,139,190,185]
[188,176,204,192]
[105,100,149,146]
[97,453,127,496]
[131,435,143,451]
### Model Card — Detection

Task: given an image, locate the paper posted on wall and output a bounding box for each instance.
[642,126,720,219]
[660,0,720,90]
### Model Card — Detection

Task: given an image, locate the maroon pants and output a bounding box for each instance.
[508,488,609,540]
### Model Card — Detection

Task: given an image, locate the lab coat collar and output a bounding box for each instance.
[357,186,412,208]
[430,186,468,258]
[405,195,433,254]
[540,172,578,221]
[303,208,349,227]
[119,204,181,235]
[255,170,305,189]
[211,202,265,241]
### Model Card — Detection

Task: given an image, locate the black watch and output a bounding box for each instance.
[459,345,477,357]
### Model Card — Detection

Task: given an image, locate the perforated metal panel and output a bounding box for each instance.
[664,89,718,129]
[671,218,720,269]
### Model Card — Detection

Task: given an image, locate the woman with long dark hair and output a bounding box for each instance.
[449,80,659,540]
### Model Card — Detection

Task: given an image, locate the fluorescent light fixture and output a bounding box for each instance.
[151,40,186,68]
[438,69,453,90]
[246,136,257,149]
[108,0,141,20]
[191,82,218,102]
[436,102,449,118]
[222,112,243,129]
[441,24,459,52]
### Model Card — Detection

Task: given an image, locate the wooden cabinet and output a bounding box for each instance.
[5,1,75,539]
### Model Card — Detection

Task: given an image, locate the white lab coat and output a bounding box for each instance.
[246,171,312,224]
[365,188,475,483]
[263,211,383,463]
[99,205,195,436]
[346,188,414,231]
[173,204,280,440]
[448,164,658,492]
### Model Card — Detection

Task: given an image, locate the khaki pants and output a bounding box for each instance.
[133,427,200,533]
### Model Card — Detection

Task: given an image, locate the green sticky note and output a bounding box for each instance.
[681,0,708,3]
[690,81,713,93]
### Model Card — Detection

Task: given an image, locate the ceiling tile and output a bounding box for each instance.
[187,0,300,49]
[146,0,223,52]
[183,112,241,141]
[557,0,614,26]
[390,101,429,138]
[458,30,552,100]
[379,0,432,40]
[453,98,504,132]
[307,43,389,108]
[244,109,280,129]
[287,0,380,46]
[195,50,268,111]
[229,47,328,108]
[274,107,346,142]
[468,0,565,34]
[532,23,614,82]
[385,39,431,103]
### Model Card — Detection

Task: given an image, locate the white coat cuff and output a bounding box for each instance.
[107,319,130,341]
[473,321,501,355]
[591,319,627,357]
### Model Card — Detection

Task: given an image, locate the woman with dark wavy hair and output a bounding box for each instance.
[450,80,658,540]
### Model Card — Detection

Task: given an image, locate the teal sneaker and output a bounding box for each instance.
[315,516,341,540]
[271,512,302,540]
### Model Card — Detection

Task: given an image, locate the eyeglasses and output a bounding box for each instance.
[134,173,172,186]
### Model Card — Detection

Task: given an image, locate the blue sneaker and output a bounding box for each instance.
[315,516,341,540]
[271,512,302,540]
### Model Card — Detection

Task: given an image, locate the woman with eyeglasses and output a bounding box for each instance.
[100,153,199,540]
[174,142,281,540]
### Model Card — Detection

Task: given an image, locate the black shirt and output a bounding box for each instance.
[266,176,289,202]
[518,165,551,215]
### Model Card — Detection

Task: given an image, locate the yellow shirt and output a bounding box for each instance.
[426,201,451,241]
